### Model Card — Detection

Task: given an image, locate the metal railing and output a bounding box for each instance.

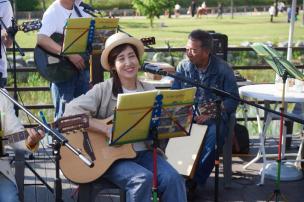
[6,46,304,123]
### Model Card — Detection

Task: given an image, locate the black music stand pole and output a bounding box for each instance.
[267,72,288,202]
[214,98,222,202]
[53,138,63,202]
[10,18,23,116]
[150,94,163,202]
[251,43,304,202]
[0,17,25,115]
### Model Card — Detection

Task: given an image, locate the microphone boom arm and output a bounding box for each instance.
[141,64,304,125]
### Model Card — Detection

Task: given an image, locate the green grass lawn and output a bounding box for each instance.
[16,13,304,48]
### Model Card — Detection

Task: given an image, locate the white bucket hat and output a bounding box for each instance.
[100,32,144,71]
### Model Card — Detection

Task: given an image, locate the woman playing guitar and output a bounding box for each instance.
[62,32,187,202]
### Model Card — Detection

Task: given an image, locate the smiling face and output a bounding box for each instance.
[186,39,210,69]
[114,45,140,81]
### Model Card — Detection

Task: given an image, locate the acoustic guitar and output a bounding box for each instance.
[59,101,216,184]
[59,116,136,184]
[34,35,156,83]
[34,33,90,83]
[197,100,217,120]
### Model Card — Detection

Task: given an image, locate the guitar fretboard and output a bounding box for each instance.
[1,113,89,147]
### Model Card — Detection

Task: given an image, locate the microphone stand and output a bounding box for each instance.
[0,88,94,202]
[144,68,304,126]
[143,67,304,202]
[0,17,25,115]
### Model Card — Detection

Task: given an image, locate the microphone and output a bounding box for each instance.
[141,63,167,76]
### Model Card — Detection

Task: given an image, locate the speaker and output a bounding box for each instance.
[209,31,228,61]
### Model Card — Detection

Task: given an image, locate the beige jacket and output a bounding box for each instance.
[0,92,27,184]
[64,78,155,119]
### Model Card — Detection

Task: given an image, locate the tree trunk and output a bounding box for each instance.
[150,17,153,28]
[302,0,304,25]
[42,0,46,11]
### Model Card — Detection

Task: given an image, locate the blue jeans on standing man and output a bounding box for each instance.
[51,69,90,120]
[103,150,187,202]
[0,173,19,202]
[0,72,7,88]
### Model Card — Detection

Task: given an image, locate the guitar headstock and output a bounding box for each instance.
[141,37,156,46]
[55,114,89,133]
[18,20,42,32]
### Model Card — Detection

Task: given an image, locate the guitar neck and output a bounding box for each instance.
[2,130,29,146]
[1,114,89,147]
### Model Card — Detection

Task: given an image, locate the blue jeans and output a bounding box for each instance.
[51,70,89,120]
[0,173,19,202]
[193,119,228,185]
[103,150,187,202]
[0,77,7,88]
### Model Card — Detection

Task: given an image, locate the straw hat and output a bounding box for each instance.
[100,32,144,71]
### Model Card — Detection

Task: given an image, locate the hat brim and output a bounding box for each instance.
[101,37,144,71]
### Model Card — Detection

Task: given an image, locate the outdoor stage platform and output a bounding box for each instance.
[17,136,304,202]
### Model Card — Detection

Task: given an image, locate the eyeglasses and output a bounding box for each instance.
[186,47,203,55]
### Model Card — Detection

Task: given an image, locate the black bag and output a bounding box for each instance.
[232,123,249,154]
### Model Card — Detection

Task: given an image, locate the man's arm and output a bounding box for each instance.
[171,62,184,89]
[0,1,13,48]
[1,93,44,152]
[37,34,62,55]
[37,34,85,70]
[222,65,239,114]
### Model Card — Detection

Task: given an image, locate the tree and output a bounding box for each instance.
[15,0,40,11]
[165,0,176,18]
[132,0,167,27]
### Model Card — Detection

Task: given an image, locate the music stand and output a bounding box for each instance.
[61,17,119,84]
[251,43,304,202]
[109,88,196,202]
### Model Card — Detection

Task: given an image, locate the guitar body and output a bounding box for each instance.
[34,33,89,83]
[59,120,136,184]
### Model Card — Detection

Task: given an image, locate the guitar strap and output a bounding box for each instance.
[73,3,83,18]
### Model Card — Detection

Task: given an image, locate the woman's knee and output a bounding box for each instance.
[127,171,153,188]
[161,170,184,187]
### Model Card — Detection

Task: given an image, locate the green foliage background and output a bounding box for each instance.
[12,0,304,11]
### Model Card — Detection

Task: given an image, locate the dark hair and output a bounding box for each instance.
[108,43,140,97]
[188,29,213,52]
